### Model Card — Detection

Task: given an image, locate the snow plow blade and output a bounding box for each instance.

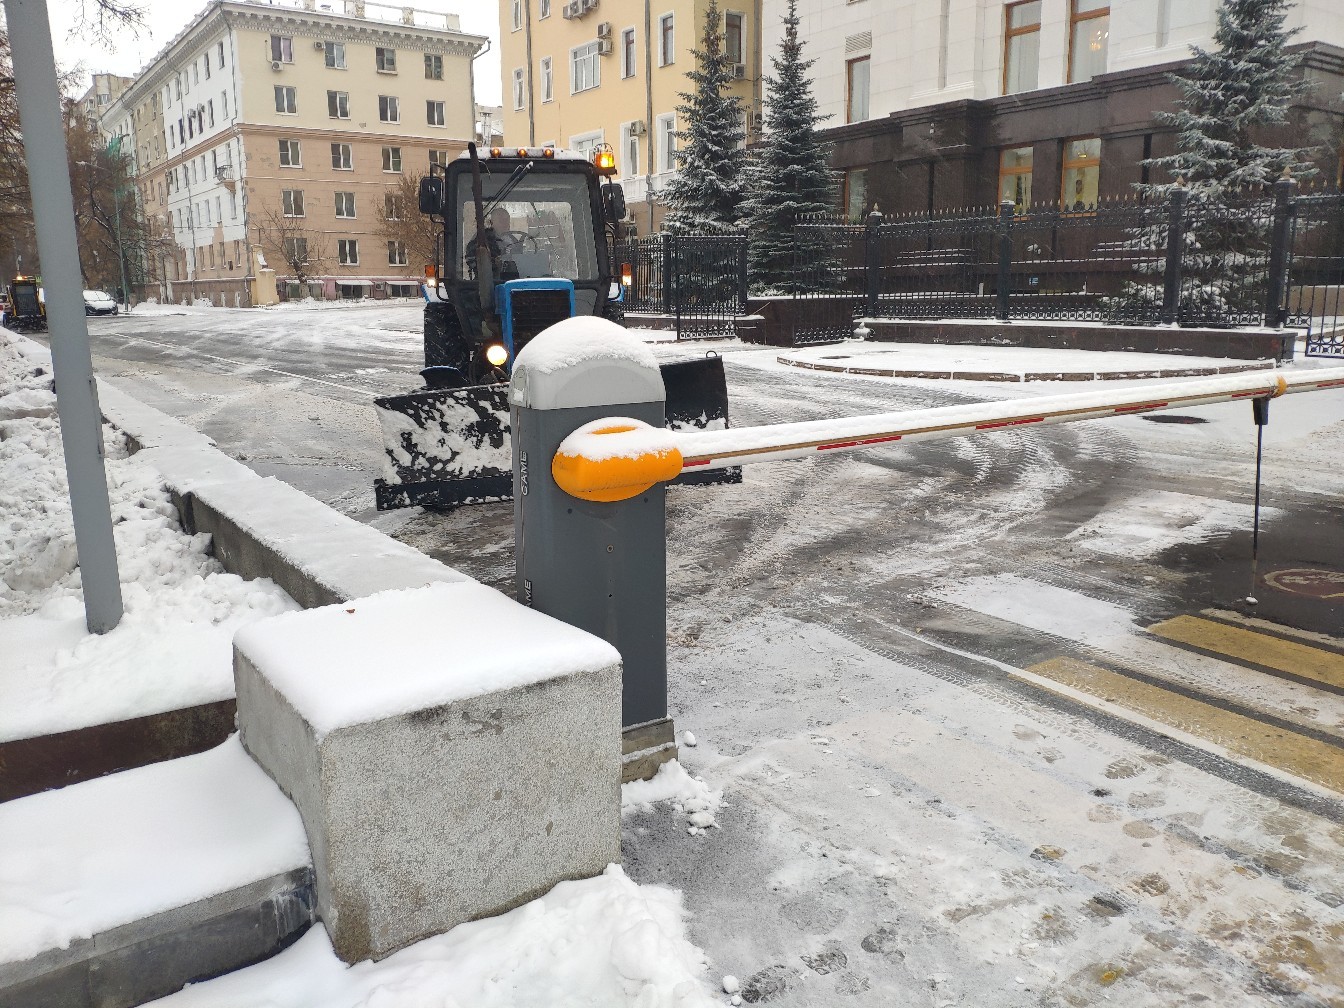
[373,355,739,511]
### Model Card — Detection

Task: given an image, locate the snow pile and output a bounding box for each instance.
[149,864,715,1008]
[0,334,297,740]
[622,759,724,835]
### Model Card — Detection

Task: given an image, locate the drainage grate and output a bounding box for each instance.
[1141,415,1209,424]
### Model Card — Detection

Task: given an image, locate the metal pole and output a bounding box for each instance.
[5,0,123,633]
[996,199,1013,321]
[1161,181,1188,326]
[1263,172,1296,330]
[113,185,131,310]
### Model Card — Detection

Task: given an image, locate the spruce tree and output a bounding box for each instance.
[1114,0,1315,321]
[661,0,746,234]
[741,0,837,292]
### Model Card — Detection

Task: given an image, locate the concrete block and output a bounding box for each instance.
[186,476,470,608]
[234,581,623,963]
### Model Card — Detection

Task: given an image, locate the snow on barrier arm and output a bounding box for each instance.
[550,367,1344,500]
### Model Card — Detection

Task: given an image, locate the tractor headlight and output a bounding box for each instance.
[485,343,509,368]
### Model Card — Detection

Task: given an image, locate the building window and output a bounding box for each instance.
[572,42,601,93]
[512,68,525,109]
[281,189,305,217]
[379,95,400,122]
[274,86,296,114]
[570,130,603,161]
[1061,137,1101,210]
[385,191,404,219]
[425,53,443,79]
[325,41,346,69]
[621,122,640,177]
[222,91,229,118]
[270,36,293,63]
[998,146,1033,212]
[725,11,743,64]
[382,146,402,172]
[207,100,215,126]
[428,149,451,167]
[844,168,867,218]
[328,90,350,118]
[621,28,636,78]
[541,56,553,102]
[331,142,353,169]
[426,100,445,126]
[377,47,398,73]
[279,138,301,167]
[1003,1,1040,95]
[203,54,211,80]
[335,191,355,218]
[1068,0,1109,83]
[217,41,225,68]
[659,14,674,66]
[846,56,869,123]
[338,239,359,265]
[511,0,522,30]
[539,0,551,16]
[657,112,676,172]
[388,240,408,266]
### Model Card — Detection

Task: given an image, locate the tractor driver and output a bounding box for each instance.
[467,207,526,274]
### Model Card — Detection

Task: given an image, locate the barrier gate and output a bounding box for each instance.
[509,321,1344,774]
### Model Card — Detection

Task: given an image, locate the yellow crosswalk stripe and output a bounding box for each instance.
[1147,615,1344,692]
[1025,657,1344,795]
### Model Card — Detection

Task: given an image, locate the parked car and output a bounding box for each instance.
[83,290,118,316]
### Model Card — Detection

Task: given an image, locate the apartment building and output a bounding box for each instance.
[760,0,1344,217]
[102,0,486,305]
[500,0,762,233]
[76,74,135,128]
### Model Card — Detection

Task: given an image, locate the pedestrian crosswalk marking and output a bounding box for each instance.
[1147,615,1344,694]
[1025,657,1344,795]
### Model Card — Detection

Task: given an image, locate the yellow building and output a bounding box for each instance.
[499,0,762,233]
[103,0,486,305]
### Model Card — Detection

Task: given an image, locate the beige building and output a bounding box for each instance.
[102,0,486,305]
[76,73,135,128]
[500,0,762,233]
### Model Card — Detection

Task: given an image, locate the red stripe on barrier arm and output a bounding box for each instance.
[1114,401,1167,413]
[1315,379,1344,389]
[818,440,860,451]
[859,434,903,446]
[682,459,711,467]
[1231,390,1263,399]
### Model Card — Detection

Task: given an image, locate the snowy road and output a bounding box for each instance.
[61,307,1344,1005]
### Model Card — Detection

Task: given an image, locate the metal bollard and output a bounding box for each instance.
[510,319,677,780]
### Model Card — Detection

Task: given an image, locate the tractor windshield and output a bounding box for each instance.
[454,171,599,284]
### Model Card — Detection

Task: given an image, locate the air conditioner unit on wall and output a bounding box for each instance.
[562,1,578,17]
[271,60,282,71]
[596,21,611,37]
[314,40,325,50]
[597,39,613,56]
[581,0,598,11]
[630,119,647,136]
[731,63,746,79]
[750,111,763,130]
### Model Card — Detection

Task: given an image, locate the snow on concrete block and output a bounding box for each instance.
[233,581,623,964]
[186,475,470,608]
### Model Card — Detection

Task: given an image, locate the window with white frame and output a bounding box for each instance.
[338,239,359,265]
[659,14,674,65]
[279,138,301,167]
[725,11,744,63]
[284,237,308,264]
[327,90,350,118]
[379,95,399,122]
[428,149,452,166]
[425,53,443,79]
[512,68,525,110]
[376,47,397,72]
[325,41,346,68]
[334,191,355,218]
[281,189,305,217]
[203,53,211,79]
[385,191,404,219]
[621,122,640,177]
[572,41,601,93]
[388,240,408,265]
[570,129,603,161]
[541,56,553,102]
[539,0,551,16]
[331,142,353,169]
[270,35,293,63]
[657,113,676,171]
[511,0,522,30]
[622,28,636,78]
[274,86,296,114]
[381,146,402,172]
[427,100,445,126]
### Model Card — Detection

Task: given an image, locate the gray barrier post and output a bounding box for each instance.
[510,321,676,779]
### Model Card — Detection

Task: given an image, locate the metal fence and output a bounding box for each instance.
[614,233,748,339]
[789,177,1341,348]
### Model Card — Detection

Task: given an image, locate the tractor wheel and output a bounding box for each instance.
[424,302,465,371]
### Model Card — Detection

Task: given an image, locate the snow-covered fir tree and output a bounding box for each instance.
[741,0,836,291]
[660,0,746,235]
[1113,0,1315,321]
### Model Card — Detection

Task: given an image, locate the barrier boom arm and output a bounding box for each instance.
[552,367,1344,502]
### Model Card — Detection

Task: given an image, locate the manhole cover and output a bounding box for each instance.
[1141,415,1209,424]
[1263,568,1344,600]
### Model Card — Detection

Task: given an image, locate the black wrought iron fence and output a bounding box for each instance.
[614,233,747,339]
[1285,192,1344,357]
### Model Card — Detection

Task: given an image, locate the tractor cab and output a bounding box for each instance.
[2,277,47,333]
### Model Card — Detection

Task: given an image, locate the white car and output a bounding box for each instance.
[83,290,118,316]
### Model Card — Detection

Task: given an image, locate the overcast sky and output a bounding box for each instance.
[38,0,503,104]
